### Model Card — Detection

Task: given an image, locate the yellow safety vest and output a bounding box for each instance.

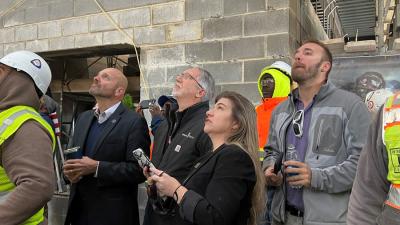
[383,94,400,210]
[0,106,55,225]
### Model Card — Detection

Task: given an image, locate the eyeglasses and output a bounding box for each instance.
[177,73,204,90]
[293,110,304,138]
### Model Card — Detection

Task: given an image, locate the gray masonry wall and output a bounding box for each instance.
[0,0,299,104]
[0,1,326,224]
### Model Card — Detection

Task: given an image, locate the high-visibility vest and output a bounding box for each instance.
[383,94,400,210]
[0,106,55,225]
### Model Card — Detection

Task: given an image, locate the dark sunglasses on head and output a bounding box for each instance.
[293,110,304,138]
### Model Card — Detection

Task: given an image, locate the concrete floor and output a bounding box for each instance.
[48,184,148,225]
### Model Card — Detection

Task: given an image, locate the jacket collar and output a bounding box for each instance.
[290,81,337,104]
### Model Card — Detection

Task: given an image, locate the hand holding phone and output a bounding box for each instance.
[273,152,284,174]
[132,148,155,169]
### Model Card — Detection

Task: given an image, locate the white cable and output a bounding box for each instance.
[92,0,150,99]
[0,0,27,20]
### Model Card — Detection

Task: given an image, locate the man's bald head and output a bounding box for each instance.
[89,68,128,101]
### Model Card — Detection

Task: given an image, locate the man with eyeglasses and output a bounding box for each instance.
[143,67,215,225]
[263,40,370,225]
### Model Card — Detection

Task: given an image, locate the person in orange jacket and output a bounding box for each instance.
[256,61,292,225]
[256,61,292,160]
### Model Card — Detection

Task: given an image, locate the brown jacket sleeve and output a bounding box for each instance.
[0,121,55,225]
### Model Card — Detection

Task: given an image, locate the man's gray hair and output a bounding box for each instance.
[196,67,215,102]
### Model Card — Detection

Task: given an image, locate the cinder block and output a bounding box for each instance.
[166,65,193,82]
[152,2,184,25]
[224,0,266,16]
[25,5,49,24]
[74,0,100,16]
[90,13,119,32]
[4,10,24,27]
[223,37,265,60]
[143,66,166,86]
[221,83,259,103]
[134,0,174,7]
[143,45,184,66]
[185,41,222,62]
[248,0,266,12]
[50,0,74,20]
[62,17,89,36]
[26,39,49,52]
[38,21,62,39]
[0,28,15,44]
[266,33,290,57]
[75,33,103,48]
[103,29,133,45]
[97,0,134,11]
[166,20,201,42]
[49,36,75,50]
[244,10,289,36]
[119,8,151,28]
[4,42,25,55]
[204,16,242,40]
[224,0,247,16]
[202,62,242,83]
[0,1,14,10]
[15,24,37,42]
[244,59,276,82]
[267,0,289,9]
[186,0,223,20]
[134,26,165,45]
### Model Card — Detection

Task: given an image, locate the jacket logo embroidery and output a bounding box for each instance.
[182,132,194,139]
[174,145,181,152]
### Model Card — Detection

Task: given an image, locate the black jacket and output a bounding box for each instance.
[64,104,150,225]
[151,101,212,182]
[144,101,212,225]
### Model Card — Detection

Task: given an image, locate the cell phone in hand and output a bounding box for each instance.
[139,99,156,109]
[273,152,284,174]
[64,146,82,159]
[132,148,155,169]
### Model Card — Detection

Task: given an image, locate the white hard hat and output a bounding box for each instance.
[0,50,52,95]
[269,61,292,77]
[365,89,393,112]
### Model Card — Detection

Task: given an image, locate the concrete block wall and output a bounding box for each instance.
[0,0,301,104]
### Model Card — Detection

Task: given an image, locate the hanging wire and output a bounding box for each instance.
[92,0,150,99]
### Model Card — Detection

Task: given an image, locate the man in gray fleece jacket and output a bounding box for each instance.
[264,40,370,225]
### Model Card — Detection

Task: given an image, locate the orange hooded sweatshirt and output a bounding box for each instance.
[256,67,291,160]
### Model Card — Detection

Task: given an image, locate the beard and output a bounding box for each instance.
[89,85,113,98]
[291,61,322,85]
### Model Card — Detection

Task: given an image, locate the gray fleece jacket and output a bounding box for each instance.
[347,106,400,225]
[263,81,370,225]
[0,70,55,225]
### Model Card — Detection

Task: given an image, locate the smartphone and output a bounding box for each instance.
[273,152,284,174]
[132,148,155,169]
[139,99,156,109]
[64,146,80,154]
[64,146,82,159]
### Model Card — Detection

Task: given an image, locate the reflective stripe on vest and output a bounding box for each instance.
[0,106,55,225]
[383,94,400,210]
[259,147,265,162]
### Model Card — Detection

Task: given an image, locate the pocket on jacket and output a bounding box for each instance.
[312,114,343,156]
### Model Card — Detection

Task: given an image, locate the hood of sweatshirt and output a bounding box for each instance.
[0,69,40,112]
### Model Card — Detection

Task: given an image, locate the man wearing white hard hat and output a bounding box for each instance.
[256,61,292,225]
[0,51,55,225]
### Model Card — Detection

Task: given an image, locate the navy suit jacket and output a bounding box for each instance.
[64,103,150,225]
